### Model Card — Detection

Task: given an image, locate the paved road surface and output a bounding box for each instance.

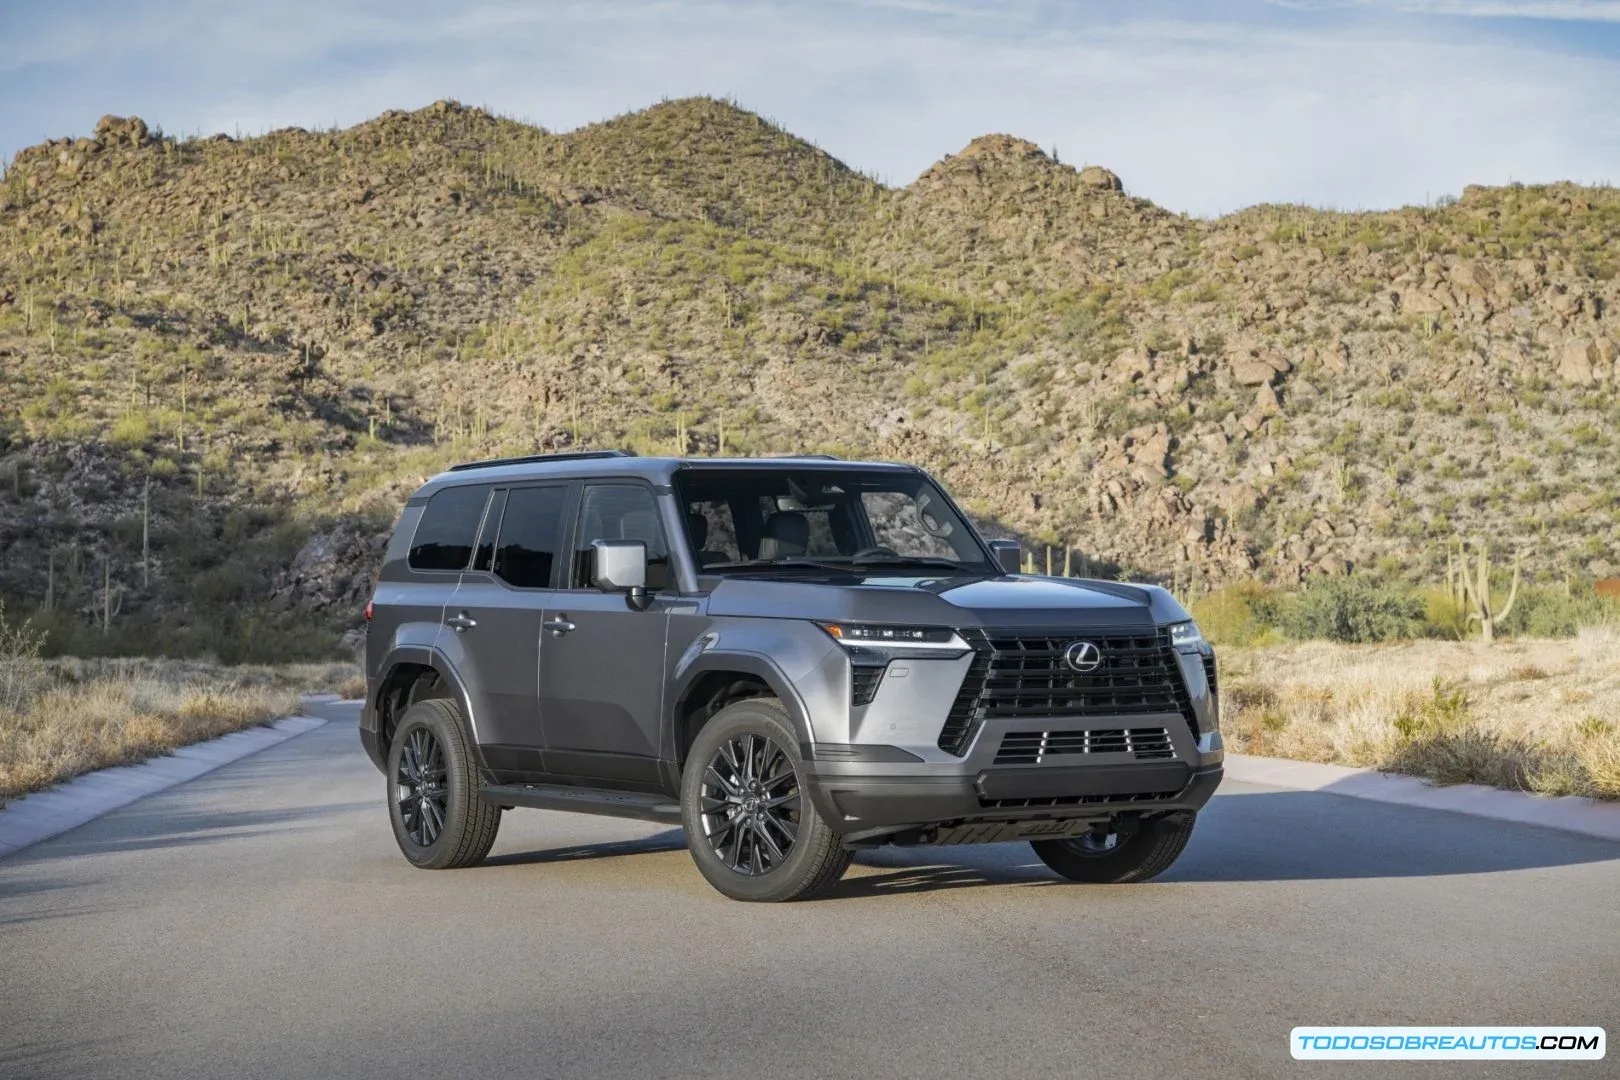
[2,702,1615,1079]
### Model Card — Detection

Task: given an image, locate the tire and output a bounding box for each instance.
[1030,811,1196,884]
[386,698,501,870]
[681,698,851,902]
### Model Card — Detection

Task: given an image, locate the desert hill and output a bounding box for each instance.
[0,97,1615,657]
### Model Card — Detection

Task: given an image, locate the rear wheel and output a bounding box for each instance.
[387,698,500,869]
[1030,812,1196,884]
[681,698,851,902]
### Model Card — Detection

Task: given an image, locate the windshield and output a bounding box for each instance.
[674,467,994,573]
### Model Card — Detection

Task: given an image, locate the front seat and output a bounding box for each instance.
[757,511,810,560]
[688,512,728,566]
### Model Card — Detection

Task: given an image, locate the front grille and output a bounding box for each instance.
[978,789,1183,811]
[937,629,1196,756]
[850,665,885,706]
[995,727,1174,766]
[1202,653,1217,698]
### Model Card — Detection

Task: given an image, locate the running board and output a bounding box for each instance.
[481,783,683,825]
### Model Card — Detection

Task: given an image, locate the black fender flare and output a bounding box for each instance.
[365,644,483,772]
[666,649,816,763]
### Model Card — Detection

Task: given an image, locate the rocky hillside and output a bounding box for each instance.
[1,98,1616,657]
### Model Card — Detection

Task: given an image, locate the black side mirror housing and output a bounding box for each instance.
[987,539,1022,575]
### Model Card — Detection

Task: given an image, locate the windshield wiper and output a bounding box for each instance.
[849,555,979,571]
[705,558,858,574]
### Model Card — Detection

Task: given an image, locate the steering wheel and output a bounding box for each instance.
[852,546,900,560]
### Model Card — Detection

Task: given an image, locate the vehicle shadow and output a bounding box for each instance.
[480,787,1618,890]
[482,830,690,867]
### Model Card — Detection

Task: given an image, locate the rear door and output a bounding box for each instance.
[538,481,674,788]
[440,482,572,782]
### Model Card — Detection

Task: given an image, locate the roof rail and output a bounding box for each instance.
[786,454,840,460]
[446,450,635,472]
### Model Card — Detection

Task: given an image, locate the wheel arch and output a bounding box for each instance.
[369,645,478,770]
[669,652,814,770]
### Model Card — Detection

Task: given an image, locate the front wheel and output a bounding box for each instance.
[1030,812,1196,884]
[387,698,501,869]
[681,698,851,902]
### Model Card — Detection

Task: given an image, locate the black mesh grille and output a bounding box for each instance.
[978,789,1183,810]
[851,665,885,707]
[994,728,1174,766]
[937,629,1195,756]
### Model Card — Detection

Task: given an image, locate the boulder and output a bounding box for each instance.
[1078,165,1122,191]
[1232,359,1278,386]
[1558,339,1598,385]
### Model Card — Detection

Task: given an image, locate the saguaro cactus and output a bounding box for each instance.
[1453,538,1520,644]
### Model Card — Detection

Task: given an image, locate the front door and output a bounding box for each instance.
[539,481,673,788]
[443,483,570,783]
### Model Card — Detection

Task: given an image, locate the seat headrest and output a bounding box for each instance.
[686,512,709,550]
[758,511,810,560]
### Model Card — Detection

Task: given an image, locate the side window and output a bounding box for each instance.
[574,484,671,590]
[685,499,740,565]
[408,484,490,572]
[493,486,567,589]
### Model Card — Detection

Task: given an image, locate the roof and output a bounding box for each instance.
[415,453,919,495]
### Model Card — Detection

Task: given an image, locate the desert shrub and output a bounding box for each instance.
[1191,582,1284,646]
[1421,587,1471,640]
[0,597,48,713]
[1279,574,1423,643]
[1500,586,1620,638]
[1380,678,1530,790]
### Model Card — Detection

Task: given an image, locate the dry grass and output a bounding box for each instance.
[1222,629,1620,800]
[0,656,360,807]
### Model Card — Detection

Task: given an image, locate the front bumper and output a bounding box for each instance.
[803,728,1224,844]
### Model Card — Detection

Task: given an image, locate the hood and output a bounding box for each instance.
[703,572,1189,631]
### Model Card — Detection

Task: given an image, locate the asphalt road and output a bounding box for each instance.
[2,701,1616,1080]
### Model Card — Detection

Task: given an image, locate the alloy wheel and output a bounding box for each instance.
[699,732,801,875]
[395,726,449,847]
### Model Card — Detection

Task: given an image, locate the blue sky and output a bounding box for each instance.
[3,0,1618,216]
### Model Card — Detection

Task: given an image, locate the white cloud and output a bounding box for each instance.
[1313,0,1620,20]
[3,0,1619,216]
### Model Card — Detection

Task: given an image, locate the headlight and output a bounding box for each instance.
[1168,620,1206,652]
[816,623,960,649]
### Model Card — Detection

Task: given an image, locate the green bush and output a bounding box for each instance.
[1279,574,1424,643]
[1190,582,1284,646]
[1500,586,1620,638]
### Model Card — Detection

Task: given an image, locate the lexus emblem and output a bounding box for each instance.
[1063,640,1103,673]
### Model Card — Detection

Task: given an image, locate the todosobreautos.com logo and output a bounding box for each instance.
[1291,1027,1605,1060]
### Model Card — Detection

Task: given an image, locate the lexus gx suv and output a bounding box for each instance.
[361,451,1222,901]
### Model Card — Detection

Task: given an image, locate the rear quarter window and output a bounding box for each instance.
[408,484,491,572]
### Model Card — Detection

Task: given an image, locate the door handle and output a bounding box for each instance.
[445,612,477,632]
[543,615,577,637]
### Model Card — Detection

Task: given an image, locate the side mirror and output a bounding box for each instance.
[988,539,1022,574]
[592,539,647,593]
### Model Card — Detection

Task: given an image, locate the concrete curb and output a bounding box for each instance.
[1224,753,1620,844]
[0,714,329,860]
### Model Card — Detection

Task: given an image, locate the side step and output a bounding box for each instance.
[481,783,683,825]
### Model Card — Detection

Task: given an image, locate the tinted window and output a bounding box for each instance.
[574,484,671,589]
[493,486,566,588]
[408,485,490,572]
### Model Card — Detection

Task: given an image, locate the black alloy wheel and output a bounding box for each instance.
[395,726,449,847]
[699,732,801,875]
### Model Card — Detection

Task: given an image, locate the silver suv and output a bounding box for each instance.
[361,451,1223,901]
